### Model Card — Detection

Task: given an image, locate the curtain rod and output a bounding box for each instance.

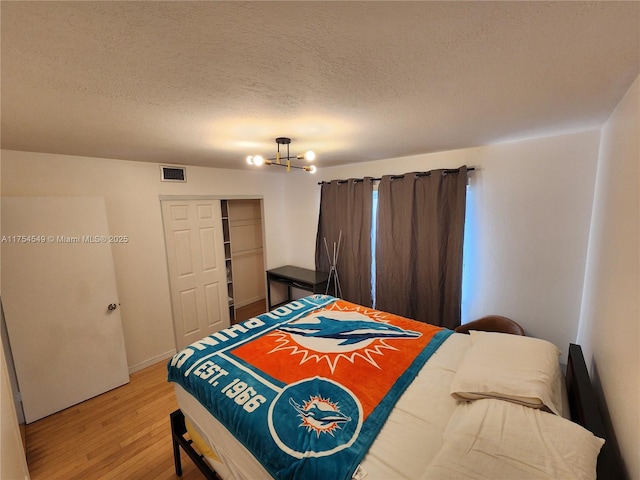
[317,167,475,185]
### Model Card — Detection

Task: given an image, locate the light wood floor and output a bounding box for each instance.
[25,302,268,480]
[234,299,267,323]
[25,360,205,480]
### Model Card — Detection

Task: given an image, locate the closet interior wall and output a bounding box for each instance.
[222,199,266,324]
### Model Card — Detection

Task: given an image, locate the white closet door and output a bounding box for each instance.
[161,200,230,351]
[1,197,129,423]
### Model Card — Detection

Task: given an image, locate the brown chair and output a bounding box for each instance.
[454,315,525,336]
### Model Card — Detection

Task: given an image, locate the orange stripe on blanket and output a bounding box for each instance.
[230,300,444,418]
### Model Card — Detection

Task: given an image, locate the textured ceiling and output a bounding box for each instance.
[1,1,639,171]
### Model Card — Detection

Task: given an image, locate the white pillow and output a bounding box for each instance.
[421,399,604,480]
[450,331,564,415]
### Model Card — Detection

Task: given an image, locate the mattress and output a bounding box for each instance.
[174,332,472,479]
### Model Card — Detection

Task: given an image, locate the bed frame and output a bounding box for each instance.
[170,342,624,479]
[566,343,624,480]
[170,409,219,480]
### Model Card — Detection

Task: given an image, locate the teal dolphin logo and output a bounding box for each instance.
[279,316,421,346]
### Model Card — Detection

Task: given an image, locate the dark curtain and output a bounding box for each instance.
[315,178,373,307]
[375,167,467,328]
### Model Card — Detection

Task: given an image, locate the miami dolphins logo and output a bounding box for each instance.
[279,316,420,345]
[289,396,351,437]
[269,309,421,372]
[268,377,362,458]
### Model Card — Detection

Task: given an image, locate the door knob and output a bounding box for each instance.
[108,303,118,311]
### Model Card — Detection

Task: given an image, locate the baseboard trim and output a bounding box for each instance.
[128,349,176,374]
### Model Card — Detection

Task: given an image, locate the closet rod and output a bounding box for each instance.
[317,167,475,185]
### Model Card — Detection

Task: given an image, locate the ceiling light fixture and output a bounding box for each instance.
[246,137,316,173]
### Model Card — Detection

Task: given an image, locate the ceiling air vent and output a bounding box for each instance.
[161,166,186,182]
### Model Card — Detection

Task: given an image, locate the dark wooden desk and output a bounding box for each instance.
[266,265,329,310]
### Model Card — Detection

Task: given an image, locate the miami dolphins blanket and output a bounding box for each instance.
[168,295,453,480]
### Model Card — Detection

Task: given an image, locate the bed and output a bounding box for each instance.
[168,295,621,480]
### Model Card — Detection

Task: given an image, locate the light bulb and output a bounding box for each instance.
[253,155,265,166]
[304,165,317,174]
[304,150,316,162]
[246,156,254,165]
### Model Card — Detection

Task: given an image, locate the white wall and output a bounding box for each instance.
[0,129,602,368]
[0,152,289,372]
[283,130,601,360]
[0,163,31,479]
[578,77,639,479]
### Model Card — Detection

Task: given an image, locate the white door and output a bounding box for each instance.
[161,200,230,350]
[1,197,129,423]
